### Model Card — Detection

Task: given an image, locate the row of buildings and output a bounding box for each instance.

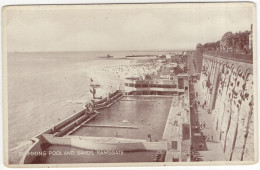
[124,52,190,96]
[197,24,253,55]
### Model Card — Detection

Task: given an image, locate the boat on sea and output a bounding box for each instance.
[99,54,114,59]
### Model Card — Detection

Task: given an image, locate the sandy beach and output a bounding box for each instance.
[101,58,160,80]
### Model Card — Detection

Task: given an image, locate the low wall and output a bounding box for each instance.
[95,93,123,110]
[20,136,46,164]
[93,90,121,107]
[53,91,123,132]
[53,110,85,132]
[54,114,92,137]
[43,91,123,136]
[42,134,166,151]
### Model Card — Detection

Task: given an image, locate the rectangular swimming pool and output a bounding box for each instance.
[71,96,173,141]
[31,96,172,164]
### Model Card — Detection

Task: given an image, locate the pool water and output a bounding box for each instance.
[32,96,172,164]
[72,96,172,141]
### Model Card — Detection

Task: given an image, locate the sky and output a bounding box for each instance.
[4,3,254,52]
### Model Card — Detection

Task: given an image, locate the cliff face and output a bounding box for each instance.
[199,53,254,161]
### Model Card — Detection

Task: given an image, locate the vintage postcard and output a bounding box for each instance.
[1,2,257,167]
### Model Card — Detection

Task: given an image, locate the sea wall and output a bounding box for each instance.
[42,134,167,151]
[199,53,254,161]
[93,91,123,110]
[21,134,166,164]
[21,136,48,164]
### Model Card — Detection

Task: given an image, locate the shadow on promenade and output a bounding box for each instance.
[189,82,208,161]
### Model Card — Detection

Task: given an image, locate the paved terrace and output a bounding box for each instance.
[189,73,226,162]
[162,92,191,162]
[185,50,226,162]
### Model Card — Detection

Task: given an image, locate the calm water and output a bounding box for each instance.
[7,51,172,150]
[72,96,172,140]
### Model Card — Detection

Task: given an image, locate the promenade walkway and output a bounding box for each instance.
[163,92,191,162]
[186,50,226,161]
[190,81,226,161]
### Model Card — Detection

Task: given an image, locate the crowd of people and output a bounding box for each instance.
[101,58,161,79]
[189,76,217,162]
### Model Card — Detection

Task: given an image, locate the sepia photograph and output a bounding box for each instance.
[1,2,257,167]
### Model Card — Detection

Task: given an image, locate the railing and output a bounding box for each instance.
[204,51,253,64]
[125,83,177,88]
[93,91,123,110]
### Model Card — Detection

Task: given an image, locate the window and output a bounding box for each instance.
[164,85,172,88]
[142,83,149,88]
[171,141,178,149]
[178,78,184,89]
[156,84,161,88]
[129,83,135,87]
[135,84,142,88]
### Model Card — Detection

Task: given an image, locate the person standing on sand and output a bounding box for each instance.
[199,143,204,150]
[202,100,206,109]
[203,121,206,128]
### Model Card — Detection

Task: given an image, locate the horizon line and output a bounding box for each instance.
[7,49,196,53]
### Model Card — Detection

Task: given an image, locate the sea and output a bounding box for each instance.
[7,50,175,151]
